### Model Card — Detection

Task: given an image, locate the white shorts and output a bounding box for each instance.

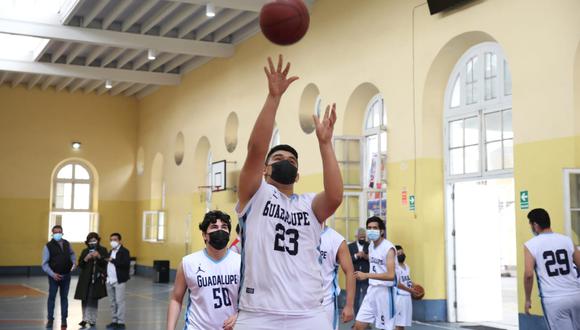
[323,300,339,330]
[542,294,580,330]
[355,285,396,330]
[394,294,412,327]
[234,309,332,330]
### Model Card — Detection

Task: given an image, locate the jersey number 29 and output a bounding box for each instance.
[543,249,571,277]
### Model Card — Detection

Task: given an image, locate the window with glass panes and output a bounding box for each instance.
[364,94,387,219]
[445,43,513,179]
[564,170,580,246]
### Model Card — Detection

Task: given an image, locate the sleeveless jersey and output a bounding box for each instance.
[368,239,396,287]
[181,249,240,330]
[237,179,325,315]
[320,226,345,305]
[524,233,580,298]
[396,263,412,296]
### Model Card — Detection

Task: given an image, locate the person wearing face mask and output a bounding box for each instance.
[353,217,397,330]
[42,225,77,329]
[166,210,240,330]
[106,233,131,329]
[234,55,342,330]
[74,232,108,328]
[348,228,370,318]
[394,245,416,330]
[523,208,580,330]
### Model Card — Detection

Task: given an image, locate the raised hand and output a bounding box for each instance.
[313,103,337,145]
[264,55,299,98]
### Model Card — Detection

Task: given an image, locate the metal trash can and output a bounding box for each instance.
[153,260,170,283]
[129,257,137,276]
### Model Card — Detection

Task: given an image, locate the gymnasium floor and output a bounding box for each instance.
[0,275,510,330]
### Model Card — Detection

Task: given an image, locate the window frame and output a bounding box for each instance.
[563,169,580,246]
[142,210,166,243]
[52,162,93,212]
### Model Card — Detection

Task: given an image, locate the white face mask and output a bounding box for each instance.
[110,241,120,249]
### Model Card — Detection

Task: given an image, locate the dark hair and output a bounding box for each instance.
[85,232,100,245]
[110,232,122,240]
[236,223,240,234]
[395,245,403,251]
[527,208,551,230]
[366,216,386,232]
[266,144,298,164]
[199,210,232,233]
[52,225,63,232]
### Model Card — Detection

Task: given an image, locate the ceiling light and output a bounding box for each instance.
[105,80,112,89]
[147,48,157,60]
[71,141,81,150]
[206,3,215,17]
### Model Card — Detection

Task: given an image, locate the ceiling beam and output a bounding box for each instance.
[86,46,107,66]
[100,48,125,67]
[66,44,87,64]
[124,83,147,96]
[166,0,268,12]
[141,2,181,34]
[0,19,235,58]
[51,42,71,63]
[163,54,191,73]
[56,77,75,92]
[0,60,181,86]
[159,5,200,36]
[213,12,258,42]
[102,1,133,30]
[59,0,85,25]
[69,78,88,93]
[11,73,26,88]
[178,9,223,39]
[84,80,102,94]
[27,74,43,90]
[81,0,109,27]
[121,0,157,32]
[117,49,142,69]
[196,9,240,41]
[149,53,178,72]
[41,76,58,90]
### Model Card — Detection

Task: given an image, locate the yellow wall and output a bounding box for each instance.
[0,86,139,262]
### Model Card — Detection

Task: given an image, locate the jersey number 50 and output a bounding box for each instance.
[213,287,232,309]
[274,223,299,256]
[543,249,571,277]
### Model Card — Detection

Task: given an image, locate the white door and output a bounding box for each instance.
[453,180,502,322]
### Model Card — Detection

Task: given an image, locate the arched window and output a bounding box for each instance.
[363,94,387,219]
[445,42,513,179]
[50,161,97,242]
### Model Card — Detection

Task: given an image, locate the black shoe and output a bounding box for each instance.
[106,323,117,328]
[89,323,96,328]
[115,324,126,329]
[79,321,87,327]
[46,320,53,328]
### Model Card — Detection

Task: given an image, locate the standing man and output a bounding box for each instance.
[106,233,131,329]
[348,228,369,317]
[320,225,355,329]
[523,208,580,329]
[235,55,343,329]
[394,245,415,330]
[353,217,397,330]
[42,225,76,329]
[166,211,239,330]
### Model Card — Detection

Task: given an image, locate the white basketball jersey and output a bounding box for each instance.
[525,233,580,298]
[181,249,240,330]
[236,179,325,315]
[396,264,412,296]
[320,226,345,305]
[368,239,396,287]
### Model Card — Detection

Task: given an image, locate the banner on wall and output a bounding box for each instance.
[367,198,387,218]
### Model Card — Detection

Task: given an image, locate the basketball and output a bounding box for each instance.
[412,284,425,300]
[260,0,310,46]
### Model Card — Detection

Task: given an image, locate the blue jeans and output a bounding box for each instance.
[47,274,71,321]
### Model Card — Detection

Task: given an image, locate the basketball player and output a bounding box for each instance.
[353,216,397,330]
[166,211,240,330]
[320,225,355,329]
[394,245,415,330]
[523,208,580,329]
[234,55,343,329]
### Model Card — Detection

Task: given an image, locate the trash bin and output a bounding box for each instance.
[129,257,137,276]
[153,260,170,283]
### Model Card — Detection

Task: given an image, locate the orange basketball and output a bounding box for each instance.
[260,0,310,45]
[412,284,425,300]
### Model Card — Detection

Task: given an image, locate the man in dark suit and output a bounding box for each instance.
[106,233,131,329]
[348,228,369,318]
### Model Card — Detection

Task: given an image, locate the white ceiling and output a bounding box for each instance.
[0,0,269,98]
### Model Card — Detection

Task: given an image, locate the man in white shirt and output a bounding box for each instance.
[106,233,131,329]
[524,208,580,330]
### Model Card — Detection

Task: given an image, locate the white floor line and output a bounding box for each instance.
[412,321,460,329]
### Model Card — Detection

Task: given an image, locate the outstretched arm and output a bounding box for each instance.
[312,104,343,223]
[523,247,535,315]
[237,55,298,212]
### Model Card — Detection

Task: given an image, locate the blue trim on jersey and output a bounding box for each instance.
[389,286,396,319]
[202,248,230,264]
[183,290,192,330]
[333,295,339,330]
[237,209,249,306]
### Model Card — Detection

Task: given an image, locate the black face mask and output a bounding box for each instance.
[358,239,366,245]
[270,160,298,185]
[208,230,230,250]
[397,254,406,263]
